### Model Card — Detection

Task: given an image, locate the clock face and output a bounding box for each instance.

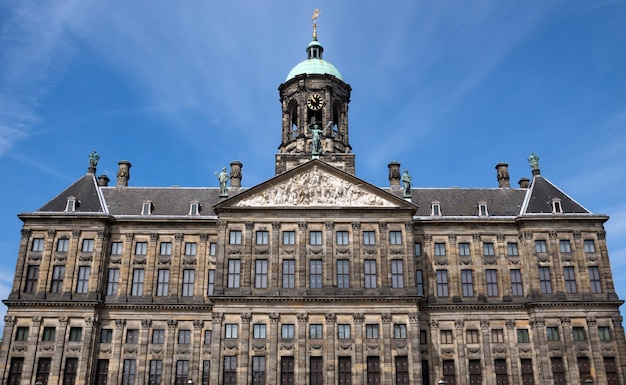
[307,93,323,110]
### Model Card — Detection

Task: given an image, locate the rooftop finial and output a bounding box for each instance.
[88,150,99,174]
[312,9,320,40]
[528,152,541,176]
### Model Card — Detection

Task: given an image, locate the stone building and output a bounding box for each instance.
[1,20,625,385]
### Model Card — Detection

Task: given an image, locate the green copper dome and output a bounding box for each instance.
[285,39,344,82]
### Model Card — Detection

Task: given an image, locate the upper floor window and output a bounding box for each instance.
[178,330,191,344]
[106,268,119,296]
[415,270,424,296]
[282,324,295,339]
[65,196,79,212]
[184,242,197,256]
[366,324,379,339]
[389,231,402,245]
[572,327,586,341]
[227,260,241,288]
[336,231,349,245]
[131,269,144,296]
[159,242,172,256]
[394,324,407,339]
[535,240,547,253]
[309,260,322,288]
[551,198,563,214]
[56,238,69,252]
[486,269,498,296]
[466,329,479,344]
[152,329,165,344]
[31,238,44,252]
[583,240,596,253]
[563,266,577,294]
[414,242,422,257]
[209,242,217,256]
[204,330,212,344]
[507,242,519,256]
[337,324,351,339]
[207,269,215,295]
[391,260,404,288]
[598,326,611,341]
[431,201,441,216]
[25,265,39,293]
[126,329,139,344]
[559,240,571,253]
[69,327,83,342]
[283,231,295,245]
[483,242,495,256]
[182,269,195,296]
[256,231,269,245]
[461,269,474,297]
[492,329,504,343]
[135,242,147,255]
[517,329,530,343]
[224,324,238,339]
[156,269,169,296]
[546,326,559,341]
[81,239,94,253]
[459,243,470,256]
[589,266,602,293]
[337,259,350,289]
[253,324,266,339]
[436,270,449,297]
[100,329,112,343]
[50,266,65,293]
[510,269,523,296]
[111,242,123,255]
[310,231,322,246]
[363,231,376,246]
[255,260,268,289]
[141,201,152,215]
[539,267,552,294]
[478,201,488,216]
[440,330,453,344]
[229,231,242,245]
[76,266,90,294]
[189,201,200,216]
[282,260,295,288]
[309,324,322,339]
[15,327,29,341]
[364,260,377,289]
[434,243,446,256]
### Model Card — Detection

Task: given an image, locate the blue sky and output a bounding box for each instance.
[1,1,626,326]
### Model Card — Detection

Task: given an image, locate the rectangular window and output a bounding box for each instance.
[559,240,571,253]
[95,359,109,385]
[583,239,596,253]
[125,329,138,344]
[494,359,509,385]
[391,260,404,288]
[228,260,241,288]
[366,324,379,339]
[338,324,351,339]
[434,242,446,256]
[223,356,237,385]
[469,359,482,385]
[338,357,351,385]
[363,231,376,245]
[436,270,449,297]
[157,269,169,296]
[443,360,456,385]
[546,326,559,341]
[280,357,294,385]
[420,330,428,344]
[310,231,322,245]
[182,269,195,296]
[573,327,585,341]
[441,330,453,344]
[100,328,112,343]
[283,231,295,245]
[486,269,498,296]
[507,242,519,256]
[229,230,242,245]
[309,259,322,288]
[178,330,191,344]
[15,326,29,341]
[111,241,123,255]
[367,357,380,385]
[252,356,266,385]
[204,330,212,344]
[31,238,44,252]
[589,266,602,293]
[364,260,377,288]
[551,357,565,385]
[458,242,471,256]
[520,359,535,385]
[598,326,611,341]
[63,357,78,385]
[461,269,474,297]
[207,269,215,295]
[564,266,577,294]
[106,268,119,296]
[25,265,39,293]
[282,259,295,288]
[135,242,147,255]
[282,324,295,339]
[309,324,322,339]
[414,242,422,257]
[152,329,165,344]
[81,239,94,252]
[159,242,172,256]
[253,324,266,339]
[149,360,163,385]
[416,270,424,296]
[76,266,90,293]
[202,361,211,385]
[310,357,323,385]
[577,357,591,385]
[42,327,56,341]
[394,324,407,339]
[57,238,69,252]
[36,358,51,385]
[539,266,552,294]
[389,231,402,245]
[336,231,349,245]
[69,327,82,342]
[483,242,495,256]
[209,243,217,256]
[184,242,197,256]
[395,356,408,385]
[255,260,268,288]
[175,360,189,385]
[605,357,619,385]
[510,269,523,296]
[535,240,547,253]
[50,265,65,293]
[256,231,269,245]
[131,269,144,296]
[466,329,479,344]
[517,329,530,343]
[337,259,350,288]
[492,329,504,343]
[225,324,238,339]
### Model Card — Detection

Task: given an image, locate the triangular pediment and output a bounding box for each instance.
[216,160,416,212]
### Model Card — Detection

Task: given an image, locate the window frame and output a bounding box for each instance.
[363,231,376,246]
[336,231,349,245]
[229,230,242,245]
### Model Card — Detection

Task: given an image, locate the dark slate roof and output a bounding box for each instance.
[101,187,240,216]
[38,174,105,213]
[385,188,528,217]
[522,175,589,214]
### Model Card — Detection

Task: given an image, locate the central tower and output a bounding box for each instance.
[276,11,354,175]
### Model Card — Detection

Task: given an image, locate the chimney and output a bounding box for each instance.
[495,162,510,188]
[518,178,530,188]
[388,161,401,187]
[230,160,243,188]
[97,175,110,187]
[116,160,132,187]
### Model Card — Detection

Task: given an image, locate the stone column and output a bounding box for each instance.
[164,320,178,385]
[239,313,251,385]
[210,314,224,385]
[192,320,204,382]
[79,316,98,385]
[66,230,81,299]
[353,314,365,384]
[379,222,389,288]
[351,222,361,289]
[612,316,626,380]
[530,317,551,383]
[242,222,254,292]
[381,313,393,385]
[51,317,69,384]
[560,317,577,384]
[408,312,421,385]
[480,320,494,384]
[505,319,521,384]
[454,320,467,381]
[111,319,127,385]
[26,316,43,384]
[138,319,151,384]
[586,317,606,379]
[325,222,334,288]
[268,313,280,385]
[271,222,281,293]
[9,229,31,298]
[324,313,336,385]
[298,222,308,292]
[297,313,308,384]
[405,223,416,287]
[36,229,55,295]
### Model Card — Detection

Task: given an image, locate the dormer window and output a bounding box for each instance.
[65,196,79,212]
[431,201,442,217]
[552,198,563,214]
[141,201,153,216]
[189,201,200,216]
[478,201,489,217]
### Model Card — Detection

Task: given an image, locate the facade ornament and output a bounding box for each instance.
[212,313,224,324]
[58,316,69,326]
[612,316,623,327]
[126,233,134,241]
[560,317,571,326]
[353,313,364,323]
[352,221,360,230]
[4,316,16,326]
[85,316,98,326]
[218,220,227,229]
[379,222,387,230]
[598,231,606,240]
[215,167,229,197]
[200,233,209,242]
[269,313,280,323]
[529,317,544,328]
[299,221,308,231]
[98,229,110,239]
[586,317,597,327]
[408,312,420,323]
[141,319,152,329]
[72,229,81,238]
[423,234,432,243]
[150,233,159,242]
[272,221,281,230]
[505,319,516,329]
[47,229,56,238]
[21,229,31,238]
[455,320,464,329]
[167,320,178,329]
[480,319,490,329]
[240,313,252,323]
[32,316,43,326]
[405,222,414,231]
[325,313,336,324]
[325,221,335,230]
[193,320,204,329]
[430,320,439,329]
[89,151,100,168]
[297,313,309,323]
[522,231,533,240]
[381,313,392,324]
[448,233,457,243]
[573,231,582,240]
[473,234,481,242]
[528,153,540,170]
[175,233,184,242]
[245,222,254,230]
[115,319,126,329]
[401,169,412,198]
[497,234,505,242]
[549,231,558,240]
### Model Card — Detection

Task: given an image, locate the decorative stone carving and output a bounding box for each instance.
[353,313,364,323]
[560,317,571,326]
[598,231,606,240]
[573,231,582,240]
[325,221,335,230]
[473,234,481,242]
[240,313,251,323]
[497,234,505,242]
[586,317,597,327]
[32,316,43,325]
[405,222,414,230]
[505,319,516,329]
[200,233,209,242]
[455,320,464,329]
[59,316,69,326]
[150,233,159,242]
[47,229,56,238]
[549,231,558,240]
[430,320,439,329]
[381,313,392,323]
[126,233,134,241]
[98,229,110,239]
[352,222,360,230]
[325,313,336,324]
[245,222,254,230]
[79,255,93,262]
[4,316,16,326]
[212,313,224,324]
[167,320,178,329]
[72,230,81,238]
[408,312,419,323]
[612,316,623,327]
[235,167,396,207]
[85,316,98,326]
[142,319,152,328]
[378,222,387,230]
[448,233,457,243]
[175,233,184,242]
[299,221,308,231]
[530,318,544,328]
[115,319,126,329]
[480,320,490,329]
[21,229,31,238]
[310,344,323,350]
[270,313,280,323]
[423,234,432,243]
